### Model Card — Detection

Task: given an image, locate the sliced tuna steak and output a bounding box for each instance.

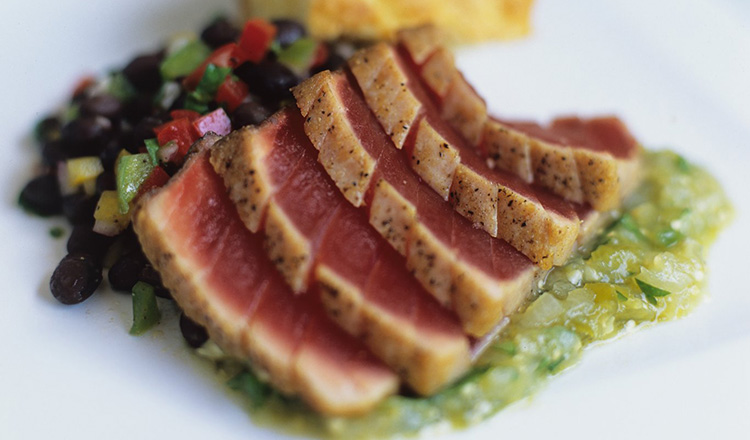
[396,27,642,210]
[293,70,540,337]
[132,152,398,415]
[209,111,311,234]
[347,43,580,268]
[487,118,642,210]
[211,111,472,395]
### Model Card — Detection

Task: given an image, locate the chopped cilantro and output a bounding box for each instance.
[227,370,272,408]
[618,214,648,241]
[657,228,683,247]
[107,72,136,101]
[184,64,233,113]
[635,279,671,305]
[675,155,691,172]
[49,226,65,238]
[496,340,517,356]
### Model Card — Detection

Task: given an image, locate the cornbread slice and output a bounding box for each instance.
[240,0,534,43]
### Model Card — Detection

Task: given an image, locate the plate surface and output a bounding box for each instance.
[1,1,748,439]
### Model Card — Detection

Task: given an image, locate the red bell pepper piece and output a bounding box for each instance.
[236,19,276,64]
[193,108,232,137]
[154,118,199,159]
[311,43,329,70]
[136,166,171,199]
[170,109,201,122]
[215,77,249,112]
[72,75,96,99]
[183,43,240,90]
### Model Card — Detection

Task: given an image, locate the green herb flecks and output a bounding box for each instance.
[185,64,232,113]
[496,340,517,356]
[107,72,137,101]
[227,370,273,408]
[657,227,684,247]
[49,226,65,238]
[635,279,671,305]
[675,154,691,173]
[618,213,648,242]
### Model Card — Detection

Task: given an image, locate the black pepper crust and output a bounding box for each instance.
[293,69,547,336]
[210,126,273,233]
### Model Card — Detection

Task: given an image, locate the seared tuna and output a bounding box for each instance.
[211,109,472,395]
[132,152,399,415]
[294,70,541,336]
[497,117,642,210]
[347,42,582,268]
[396,27,641,211]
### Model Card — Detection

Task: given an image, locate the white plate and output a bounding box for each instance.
[1,1,748,439]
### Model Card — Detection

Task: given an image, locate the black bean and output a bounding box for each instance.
[272,19,306,48]
[122,94,156,123]
[99,138,124,171]
[95,171,116,194]
[231,100,271,128]
[154,287,172,300]
[50,253,102,305]
[62,193,97,225]
[132,116,166,146]
[116,126,136,152]
[61,116,112,157]
[36,116,62,143]
[179,313,208,348]
[234,60,299,104]
[169,88,188,110]
[41,140,65,168]
[201,18,240,48]
[123,53,163,93]
[67,224,114,261]
[117,226,142,256]
[138,264,171,299]
[19,174,63,217]
[108,251,147,292]
[312,52,346,74]
[80,94,123,121]
[160,161,182,177]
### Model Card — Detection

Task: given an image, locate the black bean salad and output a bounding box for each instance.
[19,17,350,338]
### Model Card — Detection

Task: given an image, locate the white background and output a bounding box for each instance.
[1,1,748,439]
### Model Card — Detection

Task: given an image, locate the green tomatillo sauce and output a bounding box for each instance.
[218,150,733,438]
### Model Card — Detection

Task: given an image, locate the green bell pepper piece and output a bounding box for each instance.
[160,40,211,80]
[129,281,161,335]
[116,153,154,213]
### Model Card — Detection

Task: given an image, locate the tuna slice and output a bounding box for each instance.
[293,70,540,337]
[211,109,472,395]
[347,42,582,268]
[489,117,643,211]
[396,27,642,211]
[132,152,399,415]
